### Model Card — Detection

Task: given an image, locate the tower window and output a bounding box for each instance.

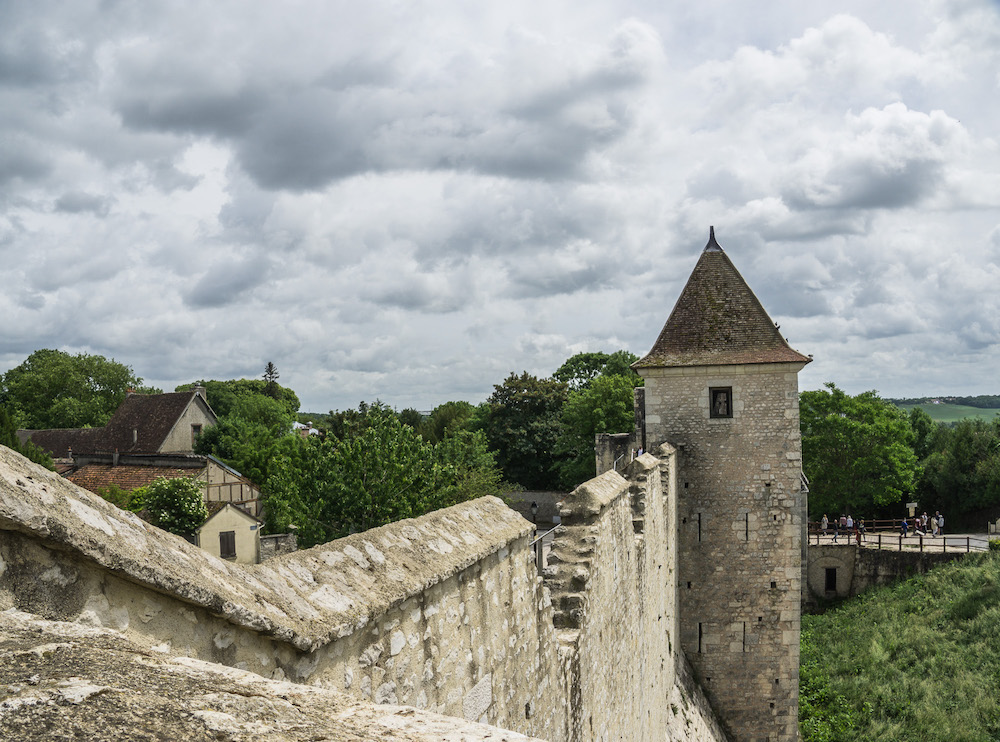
[709,387,733,418]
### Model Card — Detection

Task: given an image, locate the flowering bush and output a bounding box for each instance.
[143,476,208,537]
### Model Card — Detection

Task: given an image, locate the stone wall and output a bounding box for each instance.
[806,544,970,605]
[0,443,725,741]
[260,530,299,560]
[640,363,806,742]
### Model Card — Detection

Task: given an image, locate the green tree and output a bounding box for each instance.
[552,350,641,390]
[262,362,281,399]
[482,372,568,490]
[176,378,300,419]
[1,349,158,429]
[909,407,937,460]
[423,400,476,444]
[262,403,503,547]
[920,418,1000,520]
[553,352,612,390]
[142,477,208,537]
[0,404,54,469]
[554,374,638,489]
[800,383,919,518]
[397,407,424,432]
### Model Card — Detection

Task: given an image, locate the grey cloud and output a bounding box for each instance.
[318,57,398,91]
[184,257,273,309]
[54,191,113,216]
[0,139,51,186]
[0,22,89,87]
[506,261,615,299]
[784,158,941,211]
[118,87,266,138]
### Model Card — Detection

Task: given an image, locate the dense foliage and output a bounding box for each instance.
[481,372,569,490]
[801,383,919,518]
[1,349,158,429]
[800,552,1000,741]
[0,404,53,469]
[141,477,208,537]
[915,417,1000,527]
[262,403,503,547]
[176,378,299,419]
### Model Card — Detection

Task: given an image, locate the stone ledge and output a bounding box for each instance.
[0,446,533,652]
[0,608,544,742]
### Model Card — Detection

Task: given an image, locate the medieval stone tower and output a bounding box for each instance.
[634,228,810,742]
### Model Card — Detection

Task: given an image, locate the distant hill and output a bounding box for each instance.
[888,395,1000,424]
[890,395,1000,409]
[800,551,1000,741]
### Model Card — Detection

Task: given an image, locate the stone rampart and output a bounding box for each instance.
[0,443,725,741]
[806,544,969,605]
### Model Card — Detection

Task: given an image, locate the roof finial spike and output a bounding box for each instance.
[704,225,723,252]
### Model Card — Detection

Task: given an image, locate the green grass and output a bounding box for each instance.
[895,403,1000,424]
[800,552,1000,741]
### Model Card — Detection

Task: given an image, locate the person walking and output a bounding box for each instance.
[821,514,829,537]
[901,517,909,537]
[938,512,945,537]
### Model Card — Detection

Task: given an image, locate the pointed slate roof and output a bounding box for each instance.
[635,228,811,369]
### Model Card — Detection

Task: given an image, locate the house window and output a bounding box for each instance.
[709,387,733,418]
[220,530,236,559]
[191,424,203,447]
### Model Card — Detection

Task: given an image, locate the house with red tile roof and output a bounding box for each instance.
[19,387,261,516]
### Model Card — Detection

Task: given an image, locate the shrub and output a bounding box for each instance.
[989,539,1000,552]
[143,477,208,537]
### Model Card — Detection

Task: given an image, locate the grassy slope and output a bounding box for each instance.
[800,551,1000,742]
[895,403,1000,424]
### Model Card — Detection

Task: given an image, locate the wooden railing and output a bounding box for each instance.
[809,530,986,552]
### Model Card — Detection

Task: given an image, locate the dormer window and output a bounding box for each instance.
[709,387,733,419]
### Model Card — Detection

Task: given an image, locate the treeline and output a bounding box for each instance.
[890,394,1000,409]
[191,351,641,547]
[803,383,1000,528]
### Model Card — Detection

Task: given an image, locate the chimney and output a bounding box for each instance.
[193,385,207,401]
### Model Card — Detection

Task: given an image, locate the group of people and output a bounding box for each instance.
[900,511,944,537]
[820,513,866,545]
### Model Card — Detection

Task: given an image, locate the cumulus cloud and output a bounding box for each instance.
[2,0,1000,410]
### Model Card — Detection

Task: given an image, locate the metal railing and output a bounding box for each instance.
[530,524,562,574]
[811,530,986,553]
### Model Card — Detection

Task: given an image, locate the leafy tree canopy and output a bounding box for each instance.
[553,350,641,390]
[0,404,54,469]
[176,378,299,419]
[1,349,158,429]
[423,400,476,444]
[918,418,1000,519]
[263,403,503,547]
[801,383,919,518]
[554,373,638,490]
[482,372,568,490]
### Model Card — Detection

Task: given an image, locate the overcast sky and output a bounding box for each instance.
[2,1,999,413]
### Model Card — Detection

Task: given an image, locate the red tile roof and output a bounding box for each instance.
[635,229,811,369]
[67,465,199,493]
